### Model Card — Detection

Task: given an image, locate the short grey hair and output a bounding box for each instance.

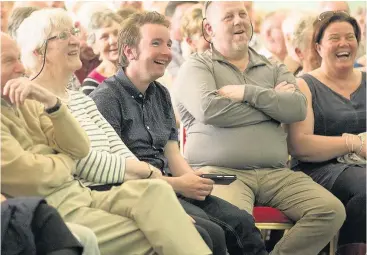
[291,14,316,51]
[86,10,123,46]
[16,8,73,72]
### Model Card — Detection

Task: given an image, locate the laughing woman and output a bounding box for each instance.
[81,10,122,95]
[287,12,366,254]
[16,8,163,191]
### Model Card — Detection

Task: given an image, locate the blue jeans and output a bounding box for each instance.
[179,195,267,255]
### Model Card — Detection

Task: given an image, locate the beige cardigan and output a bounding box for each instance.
[1,98,90,198]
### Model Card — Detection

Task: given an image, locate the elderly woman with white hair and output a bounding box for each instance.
[16,8,164,190]
[15,7,213,255]
[81,10,122,95]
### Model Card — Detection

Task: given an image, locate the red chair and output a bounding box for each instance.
[253,206,293,240]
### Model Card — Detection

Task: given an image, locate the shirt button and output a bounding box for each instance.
[153,146,156,149]
[139,94,143,98]
[131,96,134,98]
[147,126,150,130]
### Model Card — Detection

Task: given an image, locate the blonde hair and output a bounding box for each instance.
[181,7,205,39]
[118,11,170,68]
[291,14,316,51]
[16,8,73,72]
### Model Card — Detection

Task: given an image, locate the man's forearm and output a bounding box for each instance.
[167,153,193,177]
[159,176,181,192]
[243,85,307,124]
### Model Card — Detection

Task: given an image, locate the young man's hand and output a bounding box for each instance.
[175,171,214,201]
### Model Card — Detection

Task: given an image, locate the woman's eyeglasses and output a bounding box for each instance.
[317,10,350,22]
[31,27,81,81]
[47,27,80,41]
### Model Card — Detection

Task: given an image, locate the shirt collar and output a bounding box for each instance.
[210,45,266,70]
[115,68,156,100]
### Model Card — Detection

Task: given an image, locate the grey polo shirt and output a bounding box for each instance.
[173,47,307,170]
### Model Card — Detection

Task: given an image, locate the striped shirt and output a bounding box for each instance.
[81,69,106,95]
[67,90,137,187]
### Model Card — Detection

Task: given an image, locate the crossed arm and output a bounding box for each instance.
[174,58,307,126]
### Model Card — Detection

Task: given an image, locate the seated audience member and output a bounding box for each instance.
[355,6,366,67]
[259,10,288,61]
[114,1,143,12]
[164,1,198,81]
[287,12,366,254]
[319,1,350,14]
[288,14,321,75]
[91,11,268,255]
[281,11,304,75]
[12,1,65,9]
[1,194,84,255]
[16,9,223,255]
[180,7,210,58]
[1,30,211,255]
[245,1,264,53]
[72,3,109,84]
[7,6,40,39]
[6,6,80,92]
[117,7,137,20]
[173,2,346,255]
[0,1,14,32]
[81,10,122,95]
[317,0,366,69]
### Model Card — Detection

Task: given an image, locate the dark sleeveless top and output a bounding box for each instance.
[292,72,366,190]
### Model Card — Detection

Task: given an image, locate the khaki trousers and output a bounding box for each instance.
[200,167,346,255]
[46,179,211,255]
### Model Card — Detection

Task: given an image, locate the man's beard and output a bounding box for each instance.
[233,40,248,52]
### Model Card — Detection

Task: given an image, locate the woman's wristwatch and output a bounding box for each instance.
[45,97,62,114]
[146,163,155,178]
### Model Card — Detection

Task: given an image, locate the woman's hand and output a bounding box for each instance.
[343,133,366,159]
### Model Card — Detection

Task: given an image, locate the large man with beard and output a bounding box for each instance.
[173,2,346,255]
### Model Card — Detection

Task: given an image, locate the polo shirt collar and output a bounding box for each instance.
[115,68,156,100]
[210,45,266,69]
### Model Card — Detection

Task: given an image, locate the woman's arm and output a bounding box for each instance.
[286,78,363,162]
